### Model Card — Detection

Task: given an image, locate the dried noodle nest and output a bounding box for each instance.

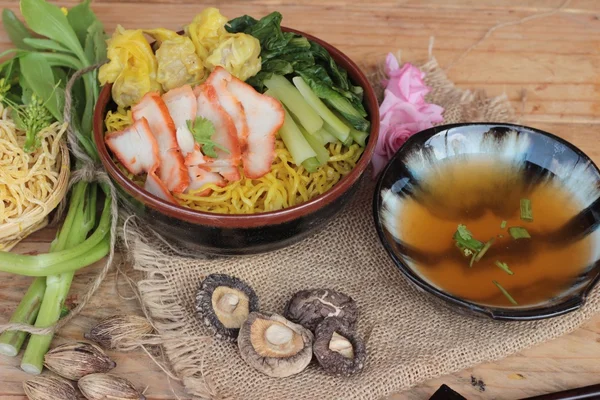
[0,106,70,251]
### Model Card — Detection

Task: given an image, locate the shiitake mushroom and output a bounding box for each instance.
[196,274,259,341]
[238,312,313,378]
[312,317,366,376]
[284,289,358,332]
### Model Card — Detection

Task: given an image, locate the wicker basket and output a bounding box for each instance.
[0,140,71,251]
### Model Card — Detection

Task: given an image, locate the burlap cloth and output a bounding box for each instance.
[125,57,600,400]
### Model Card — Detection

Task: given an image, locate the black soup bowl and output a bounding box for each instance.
[374,123,600,320]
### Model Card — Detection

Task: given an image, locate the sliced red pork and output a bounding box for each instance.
[226,75,285,179]
[186,165,226,196]
[163,85,197,129]
[132,92,189,193]
[145,168,177,204]
[206,67,249,153]
[164,85,198,157]
[105,117,159,175]
[195,84,242,182]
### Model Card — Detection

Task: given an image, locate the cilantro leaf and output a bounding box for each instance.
[186,116,229,158]
[453,224,484,257]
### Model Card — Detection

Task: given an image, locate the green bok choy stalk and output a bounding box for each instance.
[0,0,111,374]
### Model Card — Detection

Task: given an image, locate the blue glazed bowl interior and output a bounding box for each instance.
[374,123,600,320]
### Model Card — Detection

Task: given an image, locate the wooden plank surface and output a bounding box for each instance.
[1,0,600,399]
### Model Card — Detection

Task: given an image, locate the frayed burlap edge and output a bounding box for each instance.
[121,220,219,400]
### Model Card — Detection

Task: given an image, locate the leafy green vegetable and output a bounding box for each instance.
[19,53,63,122]
[89,21,107,66]
[500,220,507,229]
[297,69,369,132]
[264,74,323,134]
[299,124,329,166]
[493,280,518,305]
[495,261,514,275]
[0,0,111,369]
[292,75,350,142]
[38,52,82,70]
[22,38,70,53]
[227,11,369,132]
[273,99,318,167]
[509,226,531,240]
[66,0,99,46]
[20,0,86,62]
[1,9,33,50]
[520,198,533,222]
[186,117,228,158]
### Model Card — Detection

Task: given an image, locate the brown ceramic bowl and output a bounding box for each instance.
[93,27,379,255]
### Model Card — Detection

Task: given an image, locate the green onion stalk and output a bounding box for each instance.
[21,182,97,374]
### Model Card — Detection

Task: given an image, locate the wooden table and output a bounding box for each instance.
[1,0,600,399]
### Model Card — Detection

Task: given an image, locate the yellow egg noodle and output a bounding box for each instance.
[105,109,363,214]
[0,104,67,224]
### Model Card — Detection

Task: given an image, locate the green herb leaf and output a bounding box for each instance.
[500,220,507,229]
[2,9,33,50]
[39,52,83,70]
[493,280,518,305]
[474,238,495,263]
[495,260,514,275]
[90,21,107,65]
[22,38,71,53]
[66,0,99,46]
[20,0,86,63]
[19,53,63,122]
[453,224,484,257]
[83,27,95,65]
[186,117,229,159]
[509,226,531,240]
[520,198,533,222]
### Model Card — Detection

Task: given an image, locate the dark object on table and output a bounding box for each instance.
[428,384,467,400]
[195,274,260,341]
[374,123,600,321]
[93,28,379,256]
[519,383,600,400]
[312,317,366,376]
[284,288,358,331]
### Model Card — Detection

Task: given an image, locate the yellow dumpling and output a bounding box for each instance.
[99,26,161,108]
[143,28,180,45]
[145,29,205,92]
[184,7,229,60]
[204,33,261,82]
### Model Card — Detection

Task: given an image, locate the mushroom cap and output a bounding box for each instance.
[284,289,358,331]
[196,274,259,341]
[313,317,366,376]
[238,312,314,378]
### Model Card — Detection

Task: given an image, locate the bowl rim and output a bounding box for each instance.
[373,122,600,321]
[93,26,379,229]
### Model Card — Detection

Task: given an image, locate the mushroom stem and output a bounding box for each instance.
[329,332,354,359]
[217,293,240,314]
[265,324,293,346]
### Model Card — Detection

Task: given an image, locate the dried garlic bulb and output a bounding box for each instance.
[78,373,146,400]
[23,375,77,400]
[44,341,116,380]
[85,315,154,351]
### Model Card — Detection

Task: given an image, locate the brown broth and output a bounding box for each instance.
[398,157,593,307]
